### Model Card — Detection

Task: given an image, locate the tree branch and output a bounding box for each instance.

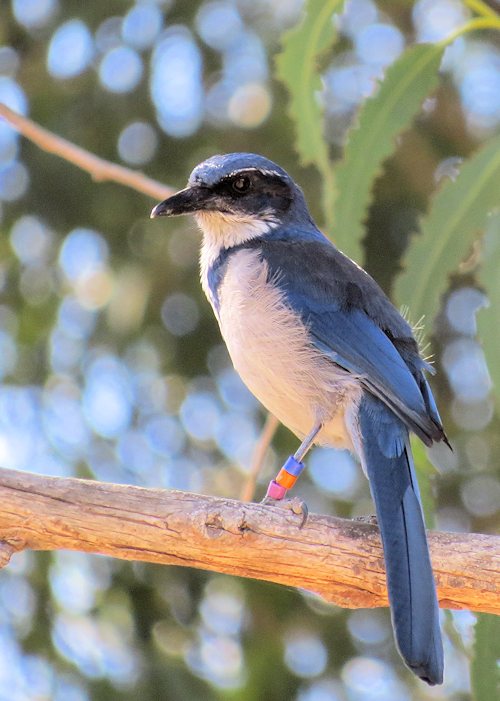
[0,467,497,614]
[0,103,174,200]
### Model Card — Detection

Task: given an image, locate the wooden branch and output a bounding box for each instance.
[0,468,497,614]
[0,103,174,200]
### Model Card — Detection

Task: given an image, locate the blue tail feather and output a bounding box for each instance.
[357,394,443,685]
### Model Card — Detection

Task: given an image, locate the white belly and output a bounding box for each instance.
[212,249,361,449]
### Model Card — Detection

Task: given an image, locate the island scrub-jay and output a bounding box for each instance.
[151,153,446,685]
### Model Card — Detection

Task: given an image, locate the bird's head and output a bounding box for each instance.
[151,153,311,247]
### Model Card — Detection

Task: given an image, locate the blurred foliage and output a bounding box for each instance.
[471,614,500,701]
[275,0,344,233]
[409,437,437,527]
[477,212,500,414]
[332,42,444,261]
[395,132,500,324]
[0,1,499,701]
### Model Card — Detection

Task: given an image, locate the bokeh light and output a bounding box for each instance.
[341,657,408,701]
[82,356,134,439]
[10,215,53,265]
[284,631,328,678]
[195,1,244,51]
[412,0,469,43]
[117,121,158,166]
[354,23,404,67]
[99,47,143,94]
[457,42,500,134]
[160,292,200,336]
[122,3,164,50]
[180,390,221,442]
[0,47,20,78]
[297,678,345,701]
[95,16,123,54]
[310,447,361,500]
[347,610,391,648]
[442,338,492,403]
[461,474,500,518]
[227,82,272,128]
[150,27,204,137]
[12,0,59,30]
[47,19,94,79]
[0,160,29,201]
[59,228,109,282]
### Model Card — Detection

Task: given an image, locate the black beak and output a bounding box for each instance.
[150,185,212,219]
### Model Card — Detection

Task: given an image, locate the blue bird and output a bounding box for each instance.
[151,152,446,685]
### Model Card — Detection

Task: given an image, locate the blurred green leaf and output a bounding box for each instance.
[395,132,500,324]
[477,212,500,413]
[333,43,444,263]
[410,437,437,527]
[275,0,344,233]
[471,614,500,701]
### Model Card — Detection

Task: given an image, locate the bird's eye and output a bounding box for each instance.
[231,176,251,194]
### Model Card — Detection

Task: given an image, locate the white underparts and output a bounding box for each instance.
[213,249,362,450]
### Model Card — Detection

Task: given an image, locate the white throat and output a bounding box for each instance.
[196,210,279,308]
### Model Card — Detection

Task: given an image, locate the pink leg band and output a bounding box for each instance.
[265,479,287,500]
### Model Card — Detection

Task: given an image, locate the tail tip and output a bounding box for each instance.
[408,654,444,686]
[401,632,444,685]
[411,665,443,686]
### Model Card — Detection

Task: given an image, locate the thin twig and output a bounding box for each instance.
[442,16,500,45]
[464,0,499,21]
[0,103,174,200]
[240,413,280,502]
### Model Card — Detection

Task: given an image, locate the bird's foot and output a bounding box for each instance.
[260,456,308,527]
[261,491,309,528]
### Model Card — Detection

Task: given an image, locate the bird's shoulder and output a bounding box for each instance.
[258,229,416,347]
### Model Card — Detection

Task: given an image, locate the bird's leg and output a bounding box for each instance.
[261,423,322,526]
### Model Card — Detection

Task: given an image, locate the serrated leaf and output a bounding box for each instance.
[276,0,344,233]
[471,614,500,701]
[477,212,500,413]
[395,133,500,325]
[333,43,444,263]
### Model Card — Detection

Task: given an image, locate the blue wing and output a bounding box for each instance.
[258,230,445,445]
[310,310,440,444]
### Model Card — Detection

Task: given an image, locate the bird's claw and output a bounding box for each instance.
[260,495,309,528]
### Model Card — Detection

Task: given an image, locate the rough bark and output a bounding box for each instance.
[0,467,497,614]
